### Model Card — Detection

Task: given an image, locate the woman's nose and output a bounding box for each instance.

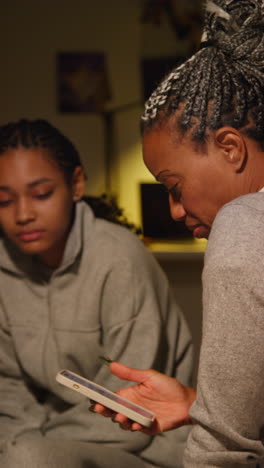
[169,196,186,221]
[15,198,35,224]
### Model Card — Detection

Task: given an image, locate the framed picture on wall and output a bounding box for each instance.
[57,52,111,113]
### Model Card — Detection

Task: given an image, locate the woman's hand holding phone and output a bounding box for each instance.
[93,362,196,435]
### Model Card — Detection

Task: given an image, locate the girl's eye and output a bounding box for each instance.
[0,199,12,207]
[34,191,53,200]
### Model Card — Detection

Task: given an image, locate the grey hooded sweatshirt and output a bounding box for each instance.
[0,201,193,468]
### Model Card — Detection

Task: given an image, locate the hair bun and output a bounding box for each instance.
[201,0,264,59]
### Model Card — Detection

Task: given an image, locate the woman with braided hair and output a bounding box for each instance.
[94,1,264,466]
[0,119,193,467]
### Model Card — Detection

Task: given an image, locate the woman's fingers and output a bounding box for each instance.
[91,403,114,418]
[109,362,150,383]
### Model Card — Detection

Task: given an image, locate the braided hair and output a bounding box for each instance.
[0,119,82,184]
[141,0,264,147]
[0,119,141,234]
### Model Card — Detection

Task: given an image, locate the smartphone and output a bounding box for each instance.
[56,369,155,427]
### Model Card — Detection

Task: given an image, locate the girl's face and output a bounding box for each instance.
[0,146,84,267]
[142,126,242,239]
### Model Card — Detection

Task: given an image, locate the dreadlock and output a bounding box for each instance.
[141,0,264,147]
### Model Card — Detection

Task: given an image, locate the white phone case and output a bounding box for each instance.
[56,369,155,427]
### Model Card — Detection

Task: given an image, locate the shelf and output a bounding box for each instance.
[146,238,207,261]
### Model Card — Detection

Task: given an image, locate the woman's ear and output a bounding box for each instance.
[72,166,85,201]
[214,127,247,173]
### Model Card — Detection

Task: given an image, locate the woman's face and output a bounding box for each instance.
[142,126,241,239]
[0,146,82,267]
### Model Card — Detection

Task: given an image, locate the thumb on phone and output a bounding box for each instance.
[109,362,150,384]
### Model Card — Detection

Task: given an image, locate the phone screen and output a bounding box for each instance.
[60,369,152,418]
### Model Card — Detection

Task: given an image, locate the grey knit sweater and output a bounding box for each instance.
[184,193,264,468]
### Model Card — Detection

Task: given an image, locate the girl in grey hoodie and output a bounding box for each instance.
[0,119,193,468]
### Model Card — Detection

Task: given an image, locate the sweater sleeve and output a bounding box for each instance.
[0,302,47,446]
[184,203,264,467]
